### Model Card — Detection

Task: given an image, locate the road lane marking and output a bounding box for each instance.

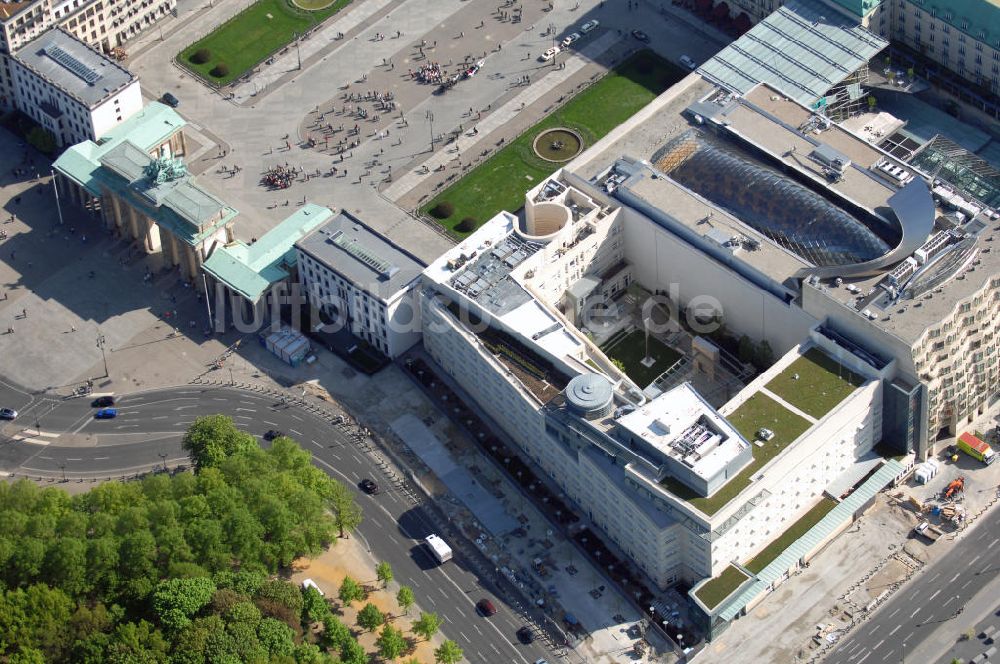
[889,625,901,636]
[94,456,109,460]
[930,572,941,582]
[288,413,303,422]
[990,537,999,549]
[872,640,884,651]
[910,608,920,618]
[174,405,199,410]
[856,651,870,664]
[459,631,469,643]
[888,608,899,618]
[971,554,982,565]
[455,606,467,618]
[235,407,257,413]
[950,573,961,582]
[962,579,975,589]
[474,624,483,635]
[928,589,941,601]
[263,420,277,426]
[151,416,167,420]
[66,458,81,461]
[311,440,322,448]
[426,595,437,606]
[869,625,880,635]
[290,429,302,436]
[944,595,956,606]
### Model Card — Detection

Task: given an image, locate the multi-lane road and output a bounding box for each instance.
[825,504,1000,664]
[0,378,550,664]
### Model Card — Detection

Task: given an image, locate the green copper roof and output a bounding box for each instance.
[203,204,334,302]
[824,0,882,18]
[53,103,237,248]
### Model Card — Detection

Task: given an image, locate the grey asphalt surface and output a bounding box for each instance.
[824,506,1000,664]
[0,379,550,664]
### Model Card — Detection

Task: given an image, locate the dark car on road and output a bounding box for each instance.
[91,396,115,407]
[161,92,179,107]
[476,599,497,617]
[0,408,17,420]
[94,408,118,419]
[263,429,282,441]
[631,29,650,42]
[517,626,535,644]
[360,478,379,494]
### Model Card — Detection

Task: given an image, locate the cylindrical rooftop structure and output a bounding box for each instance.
[565,373,614,420]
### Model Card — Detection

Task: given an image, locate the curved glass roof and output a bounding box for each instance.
[654,133,891,267]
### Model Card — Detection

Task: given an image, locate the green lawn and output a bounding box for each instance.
[422,50,683,236]
[745,498,837,574]
[765,347,865,420]
[694,564,750,610]
[601,329,682,388]
[662,393,812,516]
[178,0,352,86]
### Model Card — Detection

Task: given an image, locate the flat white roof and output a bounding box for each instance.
[618,383,749,479]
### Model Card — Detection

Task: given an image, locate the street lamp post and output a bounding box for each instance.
[426,110,434,152]
[96,329,108,379]
[295,33,301,70]
[158,452,167,471]
[51,169,64,226]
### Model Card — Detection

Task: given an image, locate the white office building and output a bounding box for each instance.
[10,28,140,146]
[295,211,425,359]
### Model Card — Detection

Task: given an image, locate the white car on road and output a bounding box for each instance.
[540,46,561,61]
[562,32,581,47]
[580,19,600,34]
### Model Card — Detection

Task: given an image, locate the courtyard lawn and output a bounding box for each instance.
[601,329,682,388]
[694,564,749,610]
[744,497,837,574]
[178,0,352,86]
[765,347,866,420]
[422,50,683,236]
[662,393,812,516]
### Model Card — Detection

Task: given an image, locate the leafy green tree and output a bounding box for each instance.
[376,624,407,660]
[257,579,304,617]
[226,600,262,626]
[294,641,336,664]
[8,648,45,664]
[396,585,415,616]
[328,481,363,539]
[376,561,393,588]
[182,415,257,469]
[357,602,384,632]
[413,612,441,641]
[338,576,365,605]
[339,636,367,664]
[321,615,352,650]
[302,585,331,624]
[105,620,170,663]
[434,639,463,664]
[152,577,217,632]
[26,126,56,155]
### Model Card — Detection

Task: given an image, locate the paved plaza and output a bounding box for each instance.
[121,0,726,253]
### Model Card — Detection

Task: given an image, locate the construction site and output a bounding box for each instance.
[701,425,1000,664]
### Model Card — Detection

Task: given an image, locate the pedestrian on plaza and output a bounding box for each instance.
[6,327,12,335]
[22,308,26,318]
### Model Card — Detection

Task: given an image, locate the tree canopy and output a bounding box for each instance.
[0,416,364,662]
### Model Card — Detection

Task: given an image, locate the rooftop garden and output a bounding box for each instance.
[422,50,683,237]
[601,329,682,389]
[661,393,812,516]
[694,564,750,611]
[765,347,865,420]
[745,497,838,574]
[177,0,352,86]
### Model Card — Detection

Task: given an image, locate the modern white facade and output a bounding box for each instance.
[10,28,141,145]
[419,175,890,591]
[296,211,425,359]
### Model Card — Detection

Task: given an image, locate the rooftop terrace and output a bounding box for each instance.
[662,392,812,516]
[764,347,865,419]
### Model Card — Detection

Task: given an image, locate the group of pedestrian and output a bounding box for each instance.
[261,164,297,190]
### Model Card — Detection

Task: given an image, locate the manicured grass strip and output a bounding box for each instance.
[765,347,865,420]
[662,393,812,516]
[601,329,681,388]
[178,0,351,86]
[422,50,684,236]
[745,497,838,574]
[694,564,750,610]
